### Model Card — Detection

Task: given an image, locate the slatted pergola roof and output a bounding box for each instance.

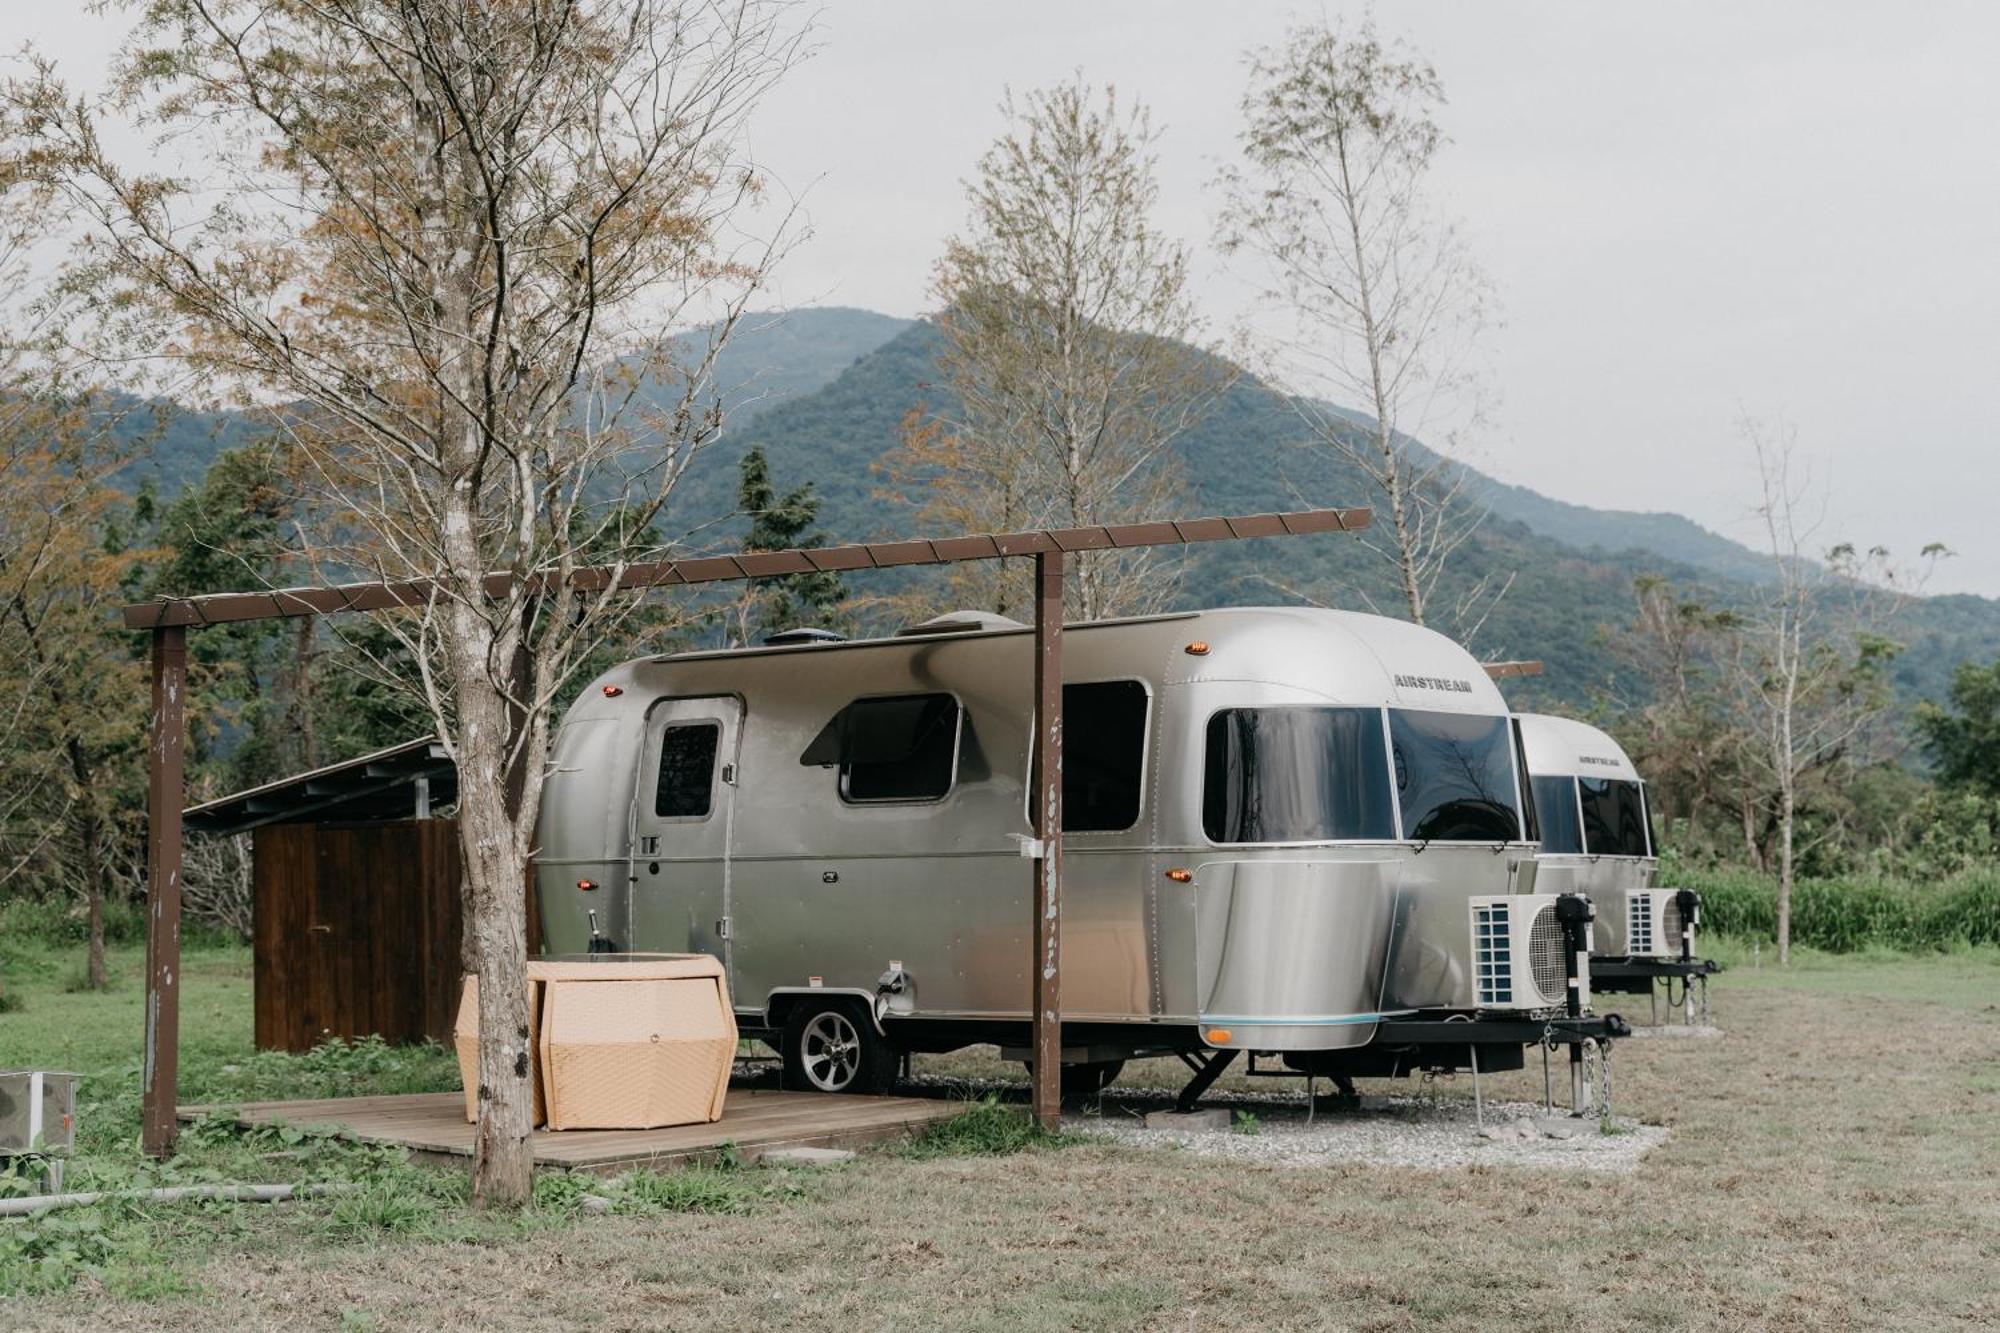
[124,504,1371,1151]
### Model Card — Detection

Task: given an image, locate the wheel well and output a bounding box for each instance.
[763,988,880,1036]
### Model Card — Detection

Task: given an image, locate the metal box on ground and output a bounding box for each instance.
[535,957,735,1130]
[0,1071,79,1156]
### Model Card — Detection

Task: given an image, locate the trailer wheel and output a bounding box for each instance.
[781,1002,897,1096]
[1061,1059,1125,1101]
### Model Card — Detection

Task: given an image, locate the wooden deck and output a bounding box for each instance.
[179,1086,966,1173]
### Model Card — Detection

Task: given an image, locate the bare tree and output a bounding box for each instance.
[890,77,1230,621]
[7,0,806,1205]
[1733,422,1943,963]
[1215,19,1498,635]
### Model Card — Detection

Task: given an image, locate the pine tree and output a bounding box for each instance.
[730,445,847,644]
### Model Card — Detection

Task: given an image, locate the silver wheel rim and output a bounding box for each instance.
[799,1011,862,1092]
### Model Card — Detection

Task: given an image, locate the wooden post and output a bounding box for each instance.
[141,624,188,1158]
[1030,550,1064,1131]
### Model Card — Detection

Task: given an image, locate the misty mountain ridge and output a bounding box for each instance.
[110,305,2000,714]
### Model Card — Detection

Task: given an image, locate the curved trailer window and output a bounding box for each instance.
[1388,710,1522,843]
[1533,775,1584,854]
[1580,778,1651,857]
[1202,707,1394,843]
[803,693,963,803]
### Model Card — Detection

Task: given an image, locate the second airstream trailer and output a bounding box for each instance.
[536,607,1621,1103]
[1517,711,1717,1021]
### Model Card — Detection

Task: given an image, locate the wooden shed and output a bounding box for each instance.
[185,738,511,1053]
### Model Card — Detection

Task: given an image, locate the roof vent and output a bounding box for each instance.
[762,626,846,647]
[894,610,1027,638]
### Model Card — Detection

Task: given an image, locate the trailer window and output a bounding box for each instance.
[1580,778,1650,857]
[1388,710,1522,843]
[1057,680,1148,832]
[811,693,962,803]
[1533,776,1583,855]
[654,722,720,818]
[1202,707,1394,843]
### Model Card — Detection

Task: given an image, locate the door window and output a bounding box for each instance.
[654,722,721,818]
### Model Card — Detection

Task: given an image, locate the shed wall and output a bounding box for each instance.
[252,819,492,1053]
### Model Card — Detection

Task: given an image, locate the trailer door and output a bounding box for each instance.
[629,696,742,979]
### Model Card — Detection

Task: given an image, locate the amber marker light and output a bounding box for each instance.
[1184,641,1210,656]
[1206,1029,1233,1045]
[601,684,624,697]
[1166,867,1193,883]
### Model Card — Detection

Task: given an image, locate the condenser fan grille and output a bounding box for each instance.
[1473,902,1514,1007]
[1660,895,1684,952]
[1628,895,1655,955]
[1528,903,1567,1003]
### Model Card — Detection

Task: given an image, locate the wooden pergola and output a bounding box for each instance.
[123,504,1369,1150]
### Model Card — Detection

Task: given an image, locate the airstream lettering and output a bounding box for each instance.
[537,608,1612,1099]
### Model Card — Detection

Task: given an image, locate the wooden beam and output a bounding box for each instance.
[120,507,1373,630]
[1483,660,1545,679]
[142,625,187,1158]
[1030,550,1063,1132]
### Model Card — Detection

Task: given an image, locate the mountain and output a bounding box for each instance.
[1465,474,1779,588]
[118,305,915,500]
[655,316,2000,713]
[109,306,2000,715]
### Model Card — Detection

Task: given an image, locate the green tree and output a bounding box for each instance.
[724,445,847,645]
[1916,656,2000,796]
[143,442,306,790]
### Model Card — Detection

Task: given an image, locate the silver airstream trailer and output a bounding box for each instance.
[1518,711,1716,1021]
[535,607,1618,1102]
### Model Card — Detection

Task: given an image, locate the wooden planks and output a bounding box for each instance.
[179,1089,967,1175]
[252,818,546,1053]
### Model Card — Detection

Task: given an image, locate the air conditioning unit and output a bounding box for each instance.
[1626,889,1695,960]
[1469,894,1579,1012]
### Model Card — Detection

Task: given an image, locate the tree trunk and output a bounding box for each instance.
[1776,780,1796,966]
[66,738,107,990]
[1740,795,1764,871]
[457,659,537,1210]
[80,800,106,991]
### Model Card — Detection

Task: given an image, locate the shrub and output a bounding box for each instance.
[899,1096,1074,1158]
[1676,866,2000,952]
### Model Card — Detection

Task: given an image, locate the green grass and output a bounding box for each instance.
[897,1096,1077,1159]
[4,935,1998,1329]
[0,939,797,1299]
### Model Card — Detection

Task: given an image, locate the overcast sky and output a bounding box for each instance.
[21,3,2000,594]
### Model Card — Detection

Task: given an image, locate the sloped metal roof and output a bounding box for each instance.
[183,736,455,834]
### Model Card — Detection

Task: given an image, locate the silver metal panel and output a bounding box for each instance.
[1378,846,1544,1012]
[1193,860,1399,1051]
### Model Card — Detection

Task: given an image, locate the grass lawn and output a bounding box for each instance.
[2,936,1997,1330]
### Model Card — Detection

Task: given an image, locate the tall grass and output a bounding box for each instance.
[1678,866,2000,953]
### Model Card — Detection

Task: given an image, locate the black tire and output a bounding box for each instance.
[1023,1058,1127,1103]
[1061,1059,1125,1101]
[780,1001,898,1095]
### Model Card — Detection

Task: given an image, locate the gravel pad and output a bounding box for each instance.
[1070,1094,1670,1173]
